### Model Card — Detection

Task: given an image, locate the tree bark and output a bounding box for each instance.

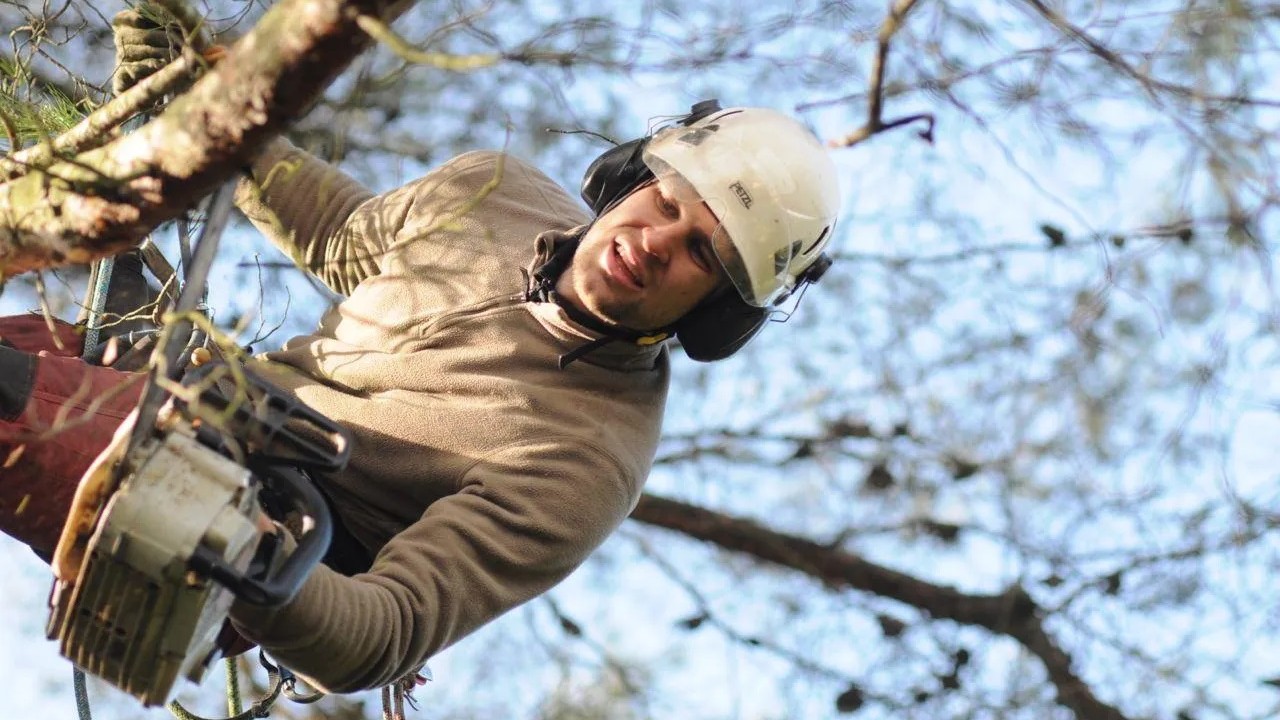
[0,0,414,279]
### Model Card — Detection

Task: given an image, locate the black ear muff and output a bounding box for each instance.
[675,253,834,362]
[580,138,652,216]
[674,294,768,362]
[580,99,725,216]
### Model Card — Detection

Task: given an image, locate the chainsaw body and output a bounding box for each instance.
[46,365,349,706]
[47,425,262,705]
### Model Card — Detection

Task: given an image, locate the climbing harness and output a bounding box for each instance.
[163,652,321,720]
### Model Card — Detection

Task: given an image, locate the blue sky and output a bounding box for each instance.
[2,1,1280,718]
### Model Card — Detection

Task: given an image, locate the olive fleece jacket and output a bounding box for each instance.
[226,140,670,692]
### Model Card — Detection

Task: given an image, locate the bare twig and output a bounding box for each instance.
[830,0,935,148]
[356,14,498,71]
[0,47,207,180]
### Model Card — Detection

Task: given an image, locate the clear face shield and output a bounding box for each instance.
[642,154,764,306]
[642,124,827,308]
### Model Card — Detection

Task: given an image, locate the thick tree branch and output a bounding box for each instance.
[0,0,415,279]
[630,492,1128,720]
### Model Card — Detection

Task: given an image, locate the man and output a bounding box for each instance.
[0,6,841,694]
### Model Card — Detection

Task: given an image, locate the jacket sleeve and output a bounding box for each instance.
[233,138,382,296]
[227,439,637,693]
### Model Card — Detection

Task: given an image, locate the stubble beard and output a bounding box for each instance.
[579,277,646,331]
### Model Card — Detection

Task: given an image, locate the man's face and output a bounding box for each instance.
[557,178,730,332]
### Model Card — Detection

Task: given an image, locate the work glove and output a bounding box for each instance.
[111,3,187,97]
[111,3,225,107]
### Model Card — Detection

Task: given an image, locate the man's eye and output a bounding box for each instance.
[691,239,715,273]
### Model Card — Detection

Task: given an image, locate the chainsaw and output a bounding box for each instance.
[45,362,349,706]
[44,183,349,707]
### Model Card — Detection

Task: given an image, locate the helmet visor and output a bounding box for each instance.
[642,122,833,307]
[643,155,765,305]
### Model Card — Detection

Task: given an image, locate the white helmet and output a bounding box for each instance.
[641,107,841,307]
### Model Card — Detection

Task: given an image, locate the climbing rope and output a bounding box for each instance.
[166,677,279,720]
[71,659,431,720]
[73,667,93,720]
[165,652,303,720]
[70,655,281,720]
[225,657,243,716]
[81,256,115,354]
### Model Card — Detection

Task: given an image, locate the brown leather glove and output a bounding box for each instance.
[111,4,186,97]
[111,3,226,101]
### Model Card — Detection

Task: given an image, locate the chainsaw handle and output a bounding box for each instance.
[188,465,332,607]
[180,363,353,473]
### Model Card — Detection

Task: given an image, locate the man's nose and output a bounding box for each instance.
[640,222,685,263]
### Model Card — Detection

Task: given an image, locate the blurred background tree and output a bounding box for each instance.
[0,0,1277,718]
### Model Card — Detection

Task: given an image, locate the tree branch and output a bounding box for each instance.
[0,0,416,279]
[1016,0,1280,110]
[630,492,1128,720]
[0,48,207,181]
[830,0,935,148]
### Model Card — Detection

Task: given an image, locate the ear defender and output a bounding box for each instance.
[673,298,768,362]
[579,101,724,216]
[580,138,651,216]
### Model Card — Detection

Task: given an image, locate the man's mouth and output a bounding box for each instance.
[606,241,644,289]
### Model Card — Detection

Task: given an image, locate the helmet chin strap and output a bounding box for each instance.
[525,231,671,369]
